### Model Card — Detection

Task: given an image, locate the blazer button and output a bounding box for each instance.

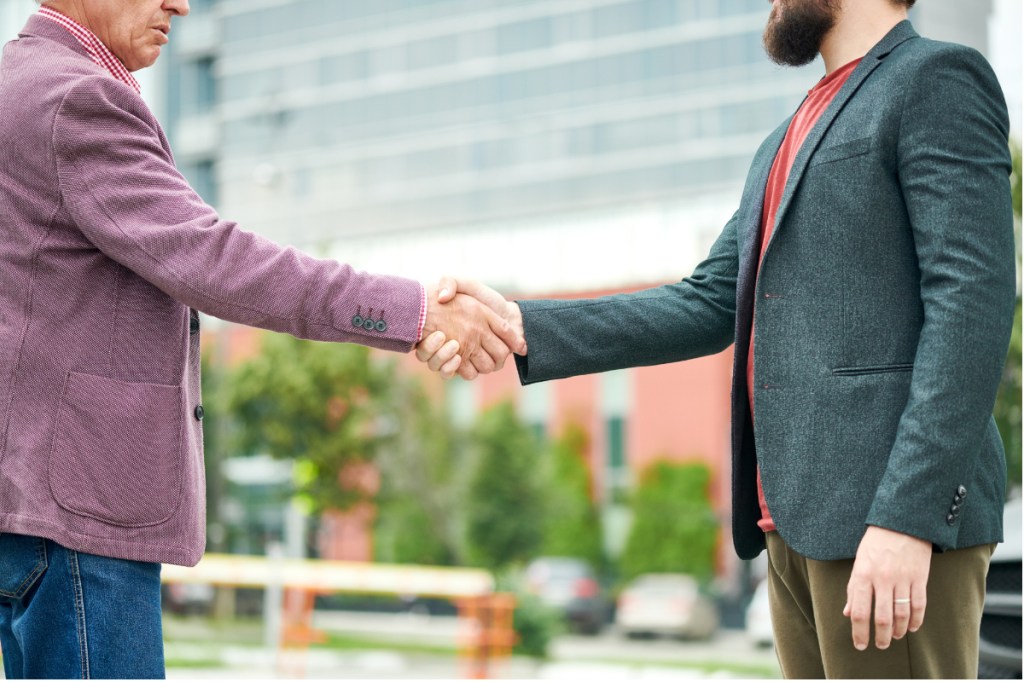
[946,513,956,526]
[957,485,967,498]
[194,405,205,421]
[950,504,961,515]
[375,320,388,333]
[352,315,364,328]
[190,317,200,334]
[363,318,376,331]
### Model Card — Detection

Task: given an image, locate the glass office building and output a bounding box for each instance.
[161,0,1002,296]
[1,0,1003,296]
[167,0,827,294]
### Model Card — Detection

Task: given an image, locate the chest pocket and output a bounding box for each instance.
[809,136,872,167]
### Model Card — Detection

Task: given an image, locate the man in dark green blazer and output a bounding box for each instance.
[417,0,1016,676]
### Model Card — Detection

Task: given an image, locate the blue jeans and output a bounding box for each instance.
[0,533,164,678]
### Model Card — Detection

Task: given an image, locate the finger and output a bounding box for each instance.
[415,331,447,362]
[479,330,511,371]
[439,355,462,380]
[454,279,513,319]
[457,361,479,381]
[874,586,894,650]
[427,339,461,373]
[908,581,927,633]
[891,590,912,640]
[847,578,873,651]
[484,307,525,358]
[436,275,458,304]
[467,347,496,375]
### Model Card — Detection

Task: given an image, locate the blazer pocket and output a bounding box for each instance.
[832,363,914,377]
[49,371,184,527]
[809,136,872,167]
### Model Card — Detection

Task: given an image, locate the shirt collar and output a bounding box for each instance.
[37,7,141,94]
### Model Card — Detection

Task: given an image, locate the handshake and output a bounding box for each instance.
[416,276,525,380]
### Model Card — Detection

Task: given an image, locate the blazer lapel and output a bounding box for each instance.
[768,21,919,247]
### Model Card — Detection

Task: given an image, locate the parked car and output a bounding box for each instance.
[525,556,608,635]
[745,578,774,648]
[979,496,1022,678]
[616,573,719,640]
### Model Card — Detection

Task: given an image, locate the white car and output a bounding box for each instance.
[615,573,718,640]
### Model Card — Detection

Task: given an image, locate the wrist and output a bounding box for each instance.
[509,301,523,330]
[420,283,448,340]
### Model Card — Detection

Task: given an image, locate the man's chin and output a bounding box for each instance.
[126,47,161,72]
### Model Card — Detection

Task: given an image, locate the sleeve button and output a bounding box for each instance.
[375,320,388,333]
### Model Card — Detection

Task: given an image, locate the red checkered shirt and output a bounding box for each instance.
[38,7,141,94]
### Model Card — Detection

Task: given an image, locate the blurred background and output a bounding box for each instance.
[1,0,1020,678]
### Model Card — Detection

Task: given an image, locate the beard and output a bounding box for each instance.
[763,0,838,67]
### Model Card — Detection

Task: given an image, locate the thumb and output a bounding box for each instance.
[436,275,458,303]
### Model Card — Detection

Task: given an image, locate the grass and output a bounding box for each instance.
[164,658,226,669]
[583,656,781,678]
[315,632,459,657]
[161,615,781,677]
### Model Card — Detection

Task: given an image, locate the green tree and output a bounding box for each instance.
[374,391,468,566]
[539,424,603,569]
[464,402,546,571]
[620,461,719,583]
[224,333,399,513]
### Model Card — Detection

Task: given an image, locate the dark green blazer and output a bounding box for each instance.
[514,22,1016,561]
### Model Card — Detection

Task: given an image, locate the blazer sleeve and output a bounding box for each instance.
[865,46,1016,547]
[515,210,741,384]
[52,75,424,353]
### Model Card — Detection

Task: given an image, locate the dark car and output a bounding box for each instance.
[979,496,1022,679]
[525,557,608,635]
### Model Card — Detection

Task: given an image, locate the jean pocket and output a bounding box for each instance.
[48,371,184,527]
[0,534,48,599]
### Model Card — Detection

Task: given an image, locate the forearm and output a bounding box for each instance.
[516,279,737,384]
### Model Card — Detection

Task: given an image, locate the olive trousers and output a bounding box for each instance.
[765,531,993,678]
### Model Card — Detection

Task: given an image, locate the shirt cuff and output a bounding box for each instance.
[415,283,428,342]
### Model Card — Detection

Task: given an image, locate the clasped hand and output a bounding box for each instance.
[418,276,525,380]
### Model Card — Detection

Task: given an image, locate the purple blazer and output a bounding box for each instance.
[0,16,424,565]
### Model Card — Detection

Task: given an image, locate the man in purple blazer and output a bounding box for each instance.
[0,0,521,677]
